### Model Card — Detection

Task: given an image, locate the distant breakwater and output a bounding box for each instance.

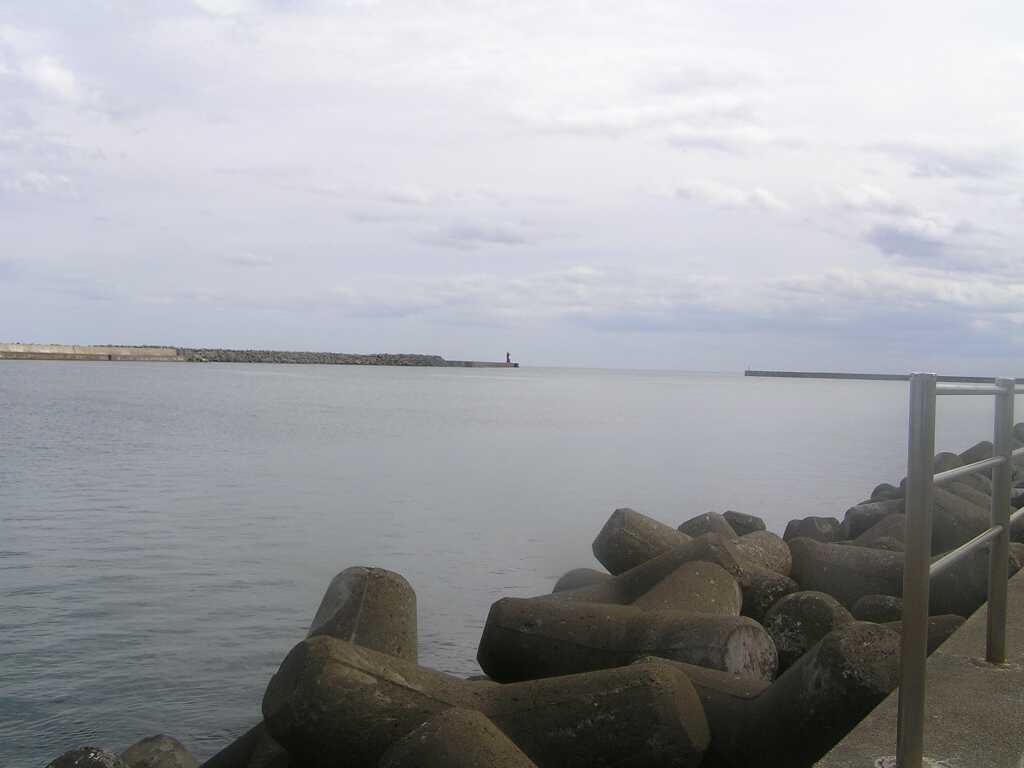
[0,343,517,367]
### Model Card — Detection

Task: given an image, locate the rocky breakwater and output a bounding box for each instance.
[180,348,452,365]
[47,426,1024,768]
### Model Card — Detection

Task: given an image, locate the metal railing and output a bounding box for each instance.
[897,373,1024,766]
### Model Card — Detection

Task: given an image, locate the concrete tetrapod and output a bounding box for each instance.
[851,594,903,623]
[551,534,745,606]
[378,709,537,768]
[946,480,993,511]
[592,507,690,575]
[121,736,198,768]
[840,499,904,539]
[630,561,742,614]
[203,566,418,768]
[722,511,766,536]
[882,614,966,654]
[736,565,799,623]
[790,537,1023,615]
[730,531,791,576]
[870,483,902,501]
[761,591,854,671]
[931,486,991,554]
[789,538,902,608]
[552,568,611,593]
[850,513,905,549]
[783,516,843,543]
[677,511,737,539]
[477,597,778,682]
[263,637,710,768]
[307,566,417,660]
[636,621,902,768]
[555,533,795,621]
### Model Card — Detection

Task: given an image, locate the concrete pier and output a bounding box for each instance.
[815,570,1024,767]
[0,343,182,361]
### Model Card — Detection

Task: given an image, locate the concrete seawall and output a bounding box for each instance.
[0,344,182,361]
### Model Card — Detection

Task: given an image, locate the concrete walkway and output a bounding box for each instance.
[816,571,1024,768]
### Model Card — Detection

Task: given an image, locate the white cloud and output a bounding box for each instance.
[839,185,916,216]
[191,0,256,16]
[223,252,273,267]
[0,24,90,105]
[677,181,789,212]
[3,170,78,198]
[23,56,82,103]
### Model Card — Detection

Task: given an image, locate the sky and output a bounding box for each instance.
[1,0,1022,372]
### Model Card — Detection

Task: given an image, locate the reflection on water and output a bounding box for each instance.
[0,361,998,764]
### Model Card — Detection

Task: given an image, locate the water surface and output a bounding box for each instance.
[0,362,1000,765]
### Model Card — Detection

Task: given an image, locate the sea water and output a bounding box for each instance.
[0,361,1001,764]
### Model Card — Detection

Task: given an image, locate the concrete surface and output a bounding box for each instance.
[816,570,1024,768]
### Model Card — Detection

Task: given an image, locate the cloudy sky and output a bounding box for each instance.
[1,1,1022,371]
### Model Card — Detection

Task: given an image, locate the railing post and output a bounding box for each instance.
[987,377,1014,663]
[897,372,936,768]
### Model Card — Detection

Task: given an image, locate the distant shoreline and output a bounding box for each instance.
[0,343,518,368]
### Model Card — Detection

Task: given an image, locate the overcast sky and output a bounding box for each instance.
[1,1,1022,371]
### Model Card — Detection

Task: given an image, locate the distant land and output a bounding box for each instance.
[0,343,518,368]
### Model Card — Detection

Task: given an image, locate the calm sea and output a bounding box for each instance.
[0,361,1002,765]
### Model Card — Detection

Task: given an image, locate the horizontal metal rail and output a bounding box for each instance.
[935,383,1006,395]
[933,456,1006,486]
[929,524,1005,579]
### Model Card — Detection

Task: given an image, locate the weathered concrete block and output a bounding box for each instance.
[48,748,128,768]
[678,511,736,539]
[851,594,903,623]
[959,439,993,468]
[870,483,902,501]
[263,637,710,768]
[552,534,744,606]
[736,564,799,623]
[932,486,990,555]
[930,545,1023,617]
[789,538,902,609]
[723,510,766,536]
[762,591,854,671]
[552,568,611,593]
[121,736,198,768]
[206,566,418,767]
[795,536,1022,617]
[478,597,776,682]
[198,723,289,768]
[851,513,905,548]
[592,507,690,575]
[557,533,786,621]
[841,499,904,539]
[378,709,537,768]
[859,535,905,552]
[731,531,791,576]
[882,614,966,654]
[946,480,993,511]
[308,566,417,661]
[637,622,901,767]
[934,451,963,474]
[198,724,265,768]
[631,561,741,614]
[783,516,843,543]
